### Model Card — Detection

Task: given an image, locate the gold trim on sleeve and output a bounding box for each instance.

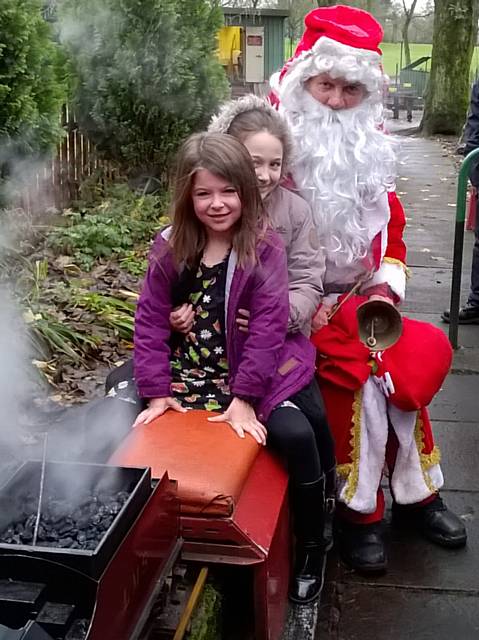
[382,256,412,278]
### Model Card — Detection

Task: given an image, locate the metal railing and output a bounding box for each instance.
[448,147,479,348]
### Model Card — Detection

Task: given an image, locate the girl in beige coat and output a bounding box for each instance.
[171,95,325,338]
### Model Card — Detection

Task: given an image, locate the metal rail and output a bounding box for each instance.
[172,566,209,640]
[448,147,479,349]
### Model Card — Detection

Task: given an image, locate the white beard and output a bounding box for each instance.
[281,89,398,268]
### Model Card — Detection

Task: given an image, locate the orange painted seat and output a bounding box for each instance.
[110,409,260,517]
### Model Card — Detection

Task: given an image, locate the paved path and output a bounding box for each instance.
[312,127,479,639]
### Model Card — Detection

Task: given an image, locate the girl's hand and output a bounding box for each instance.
[133,396,186,427]
[208,397,267,445]
[235,308,250,333]
[170,304,195,334]
[312,302,334,332]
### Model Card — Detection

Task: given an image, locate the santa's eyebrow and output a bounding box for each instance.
[346,81,364,88]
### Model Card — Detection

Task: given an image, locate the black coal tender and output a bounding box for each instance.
[0,460,180,640]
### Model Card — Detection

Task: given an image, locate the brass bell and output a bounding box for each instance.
[357,300,402,351]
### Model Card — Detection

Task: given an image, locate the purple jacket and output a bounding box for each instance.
[134,229,315,421]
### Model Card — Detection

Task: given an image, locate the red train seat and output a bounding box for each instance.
[109,409,290,640]
[110,409,260,516]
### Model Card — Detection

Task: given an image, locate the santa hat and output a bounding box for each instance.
[271,5,385,99]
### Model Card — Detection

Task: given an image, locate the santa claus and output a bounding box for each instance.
[271,5,467,573]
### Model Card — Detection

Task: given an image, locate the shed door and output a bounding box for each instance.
[245,26,264,83]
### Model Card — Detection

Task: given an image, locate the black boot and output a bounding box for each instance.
[289,476,330,604]
[392,495,467,548]
[336,520,388,574]
[441,304,479,324]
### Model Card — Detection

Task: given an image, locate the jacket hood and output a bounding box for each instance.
[208,94,294,171]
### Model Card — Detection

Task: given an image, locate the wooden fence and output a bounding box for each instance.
[17,105,118,215]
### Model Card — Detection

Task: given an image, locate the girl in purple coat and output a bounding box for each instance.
[132,132,330,603]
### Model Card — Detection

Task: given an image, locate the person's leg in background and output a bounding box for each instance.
[466,188,479,312]
[442,181,479,323]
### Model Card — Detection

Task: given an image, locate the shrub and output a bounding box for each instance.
[0,0,67,201]
[58,0,229,181]
[0,0,66,152]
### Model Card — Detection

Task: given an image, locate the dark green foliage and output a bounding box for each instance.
[0,0,66,155]
[187,583,222,640]
[58,0,229,179]
[47,183,169,270]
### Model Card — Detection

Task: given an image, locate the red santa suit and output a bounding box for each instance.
[271,5,453,523]
[312,192,451,522]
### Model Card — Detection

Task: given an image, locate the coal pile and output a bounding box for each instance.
[0,490,130,550]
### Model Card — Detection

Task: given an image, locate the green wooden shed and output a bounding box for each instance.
[219,7,289,87]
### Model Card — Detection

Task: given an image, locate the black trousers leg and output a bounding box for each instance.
[266,405,322,484]
[287,378,336,474]
[468,194,479,307]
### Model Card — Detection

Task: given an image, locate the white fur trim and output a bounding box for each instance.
[280,36,384,101]
[269,71,281,94]
[338,379,442,513]
[366,261,406,301]
[209,94,276,135]
[361,190,391,246]
[208,94,294,170]
[388,404,443,504]
[338,378,388,513]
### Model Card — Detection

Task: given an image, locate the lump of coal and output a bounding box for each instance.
[0,487,130,551]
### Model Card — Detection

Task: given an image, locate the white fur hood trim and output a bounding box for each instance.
[208,94,294,169]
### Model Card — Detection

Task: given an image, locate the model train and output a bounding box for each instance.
[0,408,291,640]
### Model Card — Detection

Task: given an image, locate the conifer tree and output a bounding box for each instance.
[59,0,229,181]
[0,0,66,157]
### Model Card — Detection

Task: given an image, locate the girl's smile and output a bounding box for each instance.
[242,130,283,200]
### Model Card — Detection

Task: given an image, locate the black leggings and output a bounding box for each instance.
[266,378,335,486]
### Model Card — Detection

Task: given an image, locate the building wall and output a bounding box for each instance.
[223,13,286,79]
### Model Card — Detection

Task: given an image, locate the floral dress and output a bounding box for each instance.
[169,259,231,411]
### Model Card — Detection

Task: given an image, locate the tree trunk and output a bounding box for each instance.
[402,19,412,66]
[401,0,417,67]
[421,0,476,135]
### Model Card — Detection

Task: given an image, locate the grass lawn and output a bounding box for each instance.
[284,40,479,79]
[381,43,479,78]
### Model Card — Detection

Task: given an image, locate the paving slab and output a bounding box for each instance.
[449,347,479,374]
[432,421,479,491]
[401,266,470,314]
[429,374,479,423]
[321,585,479,640]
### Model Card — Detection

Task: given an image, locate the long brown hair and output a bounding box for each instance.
[169,132,264,268]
